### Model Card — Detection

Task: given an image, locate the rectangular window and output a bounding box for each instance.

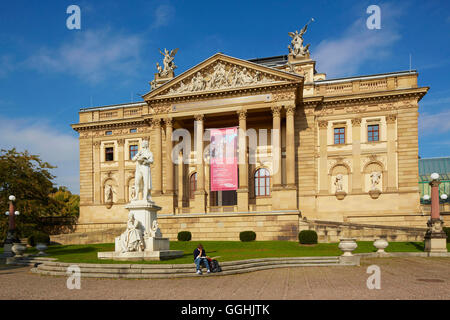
[105,131,112,135]
[334,127,345,144]
[129,144,138,159]
[130,128,137,133]
[105,147,114,161]
[367,124,379,142]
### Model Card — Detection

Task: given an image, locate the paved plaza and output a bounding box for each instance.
[0,257,448,300]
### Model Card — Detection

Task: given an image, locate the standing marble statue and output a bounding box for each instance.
[118,212,144,253]
[335,174,344,192]
[133,140,153,202]
[370,172,381,191]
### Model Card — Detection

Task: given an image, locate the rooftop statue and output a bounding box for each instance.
[288,18,314,58]
[158,48,178,77]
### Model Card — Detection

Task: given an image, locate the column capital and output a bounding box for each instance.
[237,109,247,120]
[117,138,125,146]
[194,114,204,122]
[164,117,173,127]
[429,180,441,188]
[285,104,296,116]
[151,118,161,128]
[271,105,282,117]
[318,120,328,129]
[93,140,101,147]
[351,118,362,126]
[386,114,397,124]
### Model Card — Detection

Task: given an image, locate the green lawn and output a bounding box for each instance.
[12,241,449,264]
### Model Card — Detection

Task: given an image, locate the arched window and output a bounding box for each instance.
[189,173,197,199]
[254,168,270,197]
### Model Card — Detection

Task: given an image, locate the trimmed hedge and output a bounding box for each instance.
[444,227,450,243]
[27,231,50,247]
[240,231,256,242]
[298,230,318,244]
[177,231,192,241]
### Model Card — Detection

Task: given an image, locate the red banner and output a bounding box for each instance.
[210,127,238,191]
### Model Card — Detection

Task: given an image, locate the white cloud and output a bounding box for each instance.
[314,4,401,77]
[0,117,79,193]
[419,109,450,136]
[152,4,175,29]
[26,28,144,83]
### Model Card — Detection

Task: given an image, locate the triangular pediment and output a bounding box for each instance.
[143,53,302,100]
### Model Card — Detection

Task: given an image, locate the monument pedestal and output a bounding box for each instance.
[97,200,183,261]
[424,219,448,253]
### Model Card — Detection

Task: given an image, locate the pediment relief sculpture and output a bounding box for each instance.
[160,61,285,96]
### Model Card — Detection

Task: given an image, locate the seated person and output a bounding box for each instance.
[193,244,210,275]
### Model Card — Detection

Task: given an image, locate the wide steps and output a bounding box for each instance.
[31,257,341,279]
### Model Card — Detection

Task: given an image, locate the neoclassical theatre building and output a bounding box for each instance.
[70,31,432,242]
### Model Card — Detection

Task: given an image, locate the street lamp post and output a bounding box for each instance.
[5,195,19,244]
[424,173,448,254]
[2,195,20,257]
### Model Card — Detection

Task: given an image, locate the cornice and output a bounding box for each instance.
[71,118,148,132]
[320,87,429,107]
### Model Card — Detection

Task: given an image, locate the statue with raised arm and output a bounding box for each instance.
[288,18,314,58]
[159,48,178,77]
[132,140,153,202]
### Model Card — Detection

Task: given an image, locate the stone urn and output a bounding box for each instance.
[373,238,389,253]
[11,243,26,257]
[338,238,358,256]
[36,243,48,256]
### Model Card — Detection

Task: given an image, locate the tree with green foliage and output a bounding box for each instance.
[0,148,79,241]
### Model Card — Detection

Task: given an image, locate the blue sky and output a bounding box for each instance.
[0,0,449,193]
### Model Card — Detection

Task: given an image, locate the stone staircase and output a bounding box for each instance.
[6,256,57,266]
[31,256,343,279]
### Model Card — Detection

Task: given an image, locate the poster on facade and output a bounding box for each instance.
[210,127,238,191]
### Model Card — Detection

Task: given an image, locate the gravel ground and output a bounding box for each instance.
[0,257,448,300]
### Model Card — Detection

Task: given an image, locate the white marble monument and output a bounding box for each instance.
[98,140,183,261]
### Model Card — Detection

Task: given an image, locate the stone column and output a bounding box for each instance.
[237,109,249,212]
[271,106,282,189]
[152,118,162,195]
[318,120,328,194]
[194,114,206,212]
[177,151,184,212]
[117,139,125,202]
[285,104,296,188]
[430,179,441,220]
[93,141,101,204]
[386,114,397,191]
[351,118,362,193]
[164,117,174,194]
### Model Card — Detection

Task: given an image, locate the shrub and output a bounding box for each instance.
[27,231,50,247]
[298,230,318,244]
[177,231,192,241]
[240,231,256,242]
[444,227,450,243]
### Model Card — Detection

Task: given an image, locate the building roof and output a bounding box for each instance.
[247,55,289,67]
[419,157,450,181]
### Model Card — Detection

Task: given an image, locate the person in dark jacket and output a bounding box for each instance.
[193,243,210,275]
